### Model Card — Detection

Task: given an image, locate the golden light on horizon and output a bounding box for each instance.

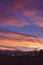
[0,32,43,50]
[0,38,43,50]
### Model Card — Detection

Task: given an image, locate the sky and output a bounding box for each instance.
[0,0,43,51]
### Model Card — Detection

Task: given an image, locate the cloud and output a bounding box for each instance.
[34,21,43,27]
[32,16,43,27]
[0,0,32,27]
[0,32,39,42]
[0,32,43,50]
[0,19,31,27]
[24,10,36,16]
[0,0,43,50]
[14,0,43,11]
[23,9,43,27]
[0,0,43,27]
[0,45,40,51]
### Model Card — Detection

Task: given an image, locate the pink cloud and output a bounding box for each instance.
[23,9,38,16]
[13,0,33,9]
[0,32,41,43]
[23,9,43,27]
[0,19,31,27]
[32,16,43,27]
[0,0,43,27]
[34,21,43,27]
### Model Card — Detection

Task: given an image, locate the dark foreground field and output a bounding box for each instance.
[0,50,43,65]
[0,55,43,65]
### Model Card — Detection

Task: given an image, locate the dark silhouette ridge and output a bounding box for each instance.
[0,49,39,56]
[0,50,43,65]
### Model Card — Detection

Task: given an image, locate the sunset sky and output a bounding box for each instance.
[0,0,43,51]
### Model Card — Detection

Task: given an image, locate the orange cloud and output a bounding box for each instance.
[0,32,39,42]
[0,38,43,50]
[0,32,43,51]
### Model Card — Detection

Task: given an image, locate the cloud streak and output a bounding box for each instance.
[0,45,40,51]
[23,9,43,27]
[0,0,43,27]
[0,32,43,50]
[32,16,43,27]
[0,32,39,42]
[0,19,31,27]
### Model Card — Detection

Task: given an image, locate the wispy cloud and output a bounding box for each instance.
[0,19,31,27]
[23,9,43,27]
[0,32,39,42]
[0,45,40,51]
[0,0,43,27]
[0,32,43,50]
[32,16,43,27]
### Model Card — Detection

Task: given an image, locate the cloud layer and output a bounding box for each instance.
[0,0,43,27]
[0,0,43,50]
[0,32,43,50]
